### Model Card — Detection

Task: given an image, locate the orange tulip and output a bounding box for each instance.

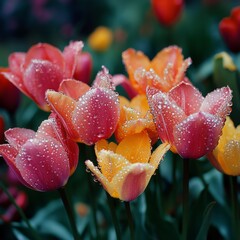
[122,46,191,94]
[46,67,120,145]
[85,131,170,201]
[115,95,158,143]
[207,117,240,176]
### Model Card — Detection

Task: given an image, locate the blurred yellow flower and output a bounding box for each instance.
[88,26,113,52]
[85,132,170,201]
[207,117,240,175]
[114,95,158,144]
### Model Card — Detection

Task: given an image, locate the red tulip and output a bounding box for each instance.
[0,114,79,191]
[147,82,232,159]
[46,67,120,145]
[0,68,20,113]
[219,6,240,53]
[2,41,92,111]
[151,0,184,26]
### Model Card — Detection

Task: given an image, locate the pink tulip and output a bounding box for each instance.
[0,114,79,191]
[147,81,232,159]
[2,41,92,111]
[46,67,120,145]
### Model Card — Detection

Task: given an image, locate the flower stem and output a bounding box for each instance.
[58,187,81,240]
[230,176,239,240]
[0,181,42,240]
[106,192,121,240]
[182,158,190,240]
[124,201,135,240]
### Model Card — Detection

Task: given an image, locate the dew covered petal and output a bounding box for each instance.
[23,60,64,111]
[59,79,90,100]
[112,163,154,201]
[97,150,129,181]
[168,82,204,115]
[147,88,186,145]
[174,112,224,159]
[116,132,151,164]
[73,87,120,145]
[8,52,25,78]
[62,41,84,78]
[46,90,79,140]
[15,137,70,191]
[5,128,35,151]
[200,87,232,118]
[85,160,116,197]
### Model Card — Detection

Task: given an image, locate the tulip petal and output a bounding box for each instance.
[24,43,64,70]
[85,160,116,197]
[15,137,70,191]
[149,143,170,169]
[5,128,35,151]
[168,82,204,115]
[24,60,64,110]
[112,163,154,201]
[8,53,25,78]
[116,132,151,164]
[73,88,120,145]
[97,150,130,181]
[62,41,84,78]
[59,79,90,101]
[147,88,186,145]
[174,112,223,159]
[0,145,32,188]
[46,90,79,140]
[200,87,232,118]
[95,139,117,155]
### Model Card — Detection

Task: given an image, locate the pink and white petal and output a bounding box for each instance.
[24,43,64,70]
[5,128,35,151]
[15,137,70,191]
[0,145,32,188]
[200,87,232,118]
[59,79,90,100]
[175,58,192,84]
[46,90,79,141]
[168,82,204,115]
[62,41,84,78]
[174,112,224,159]
[92,67,114,90]
[112,163,154,201]
[147,88,186,145]
[85,160,116,197]
[73,88,120,145]
[149,143,170,169]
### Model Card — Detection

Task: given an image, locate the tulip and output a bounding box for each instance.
[0,114,79,191]
[46,67,120,145]
[88,26,113,52]
[147,81,232,159]
[151,0,184,26]
[2,41,92,111]
[0,68,20,113]
[85,131,170,201]
[207,117,240,176]
[219,6,240,53]
[122,46,191,94]
[115,95,158,144]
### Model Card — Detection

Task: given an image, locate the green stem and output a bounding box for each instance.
[58,187,81,240]
[106,192,121,240]
[124,201,135,240]
[182,158,190,240]
[230,176,239,240]
[0,181,42,240]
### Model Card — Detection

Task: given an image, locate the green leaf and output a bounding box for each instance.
[196,201,216,240]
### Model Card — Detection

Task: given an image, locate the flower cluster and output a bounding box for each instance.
[0,40,233,206]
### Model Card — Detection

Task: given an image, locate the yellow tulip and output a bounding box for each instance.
[85,131,170,201]
[207,117,240,175]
